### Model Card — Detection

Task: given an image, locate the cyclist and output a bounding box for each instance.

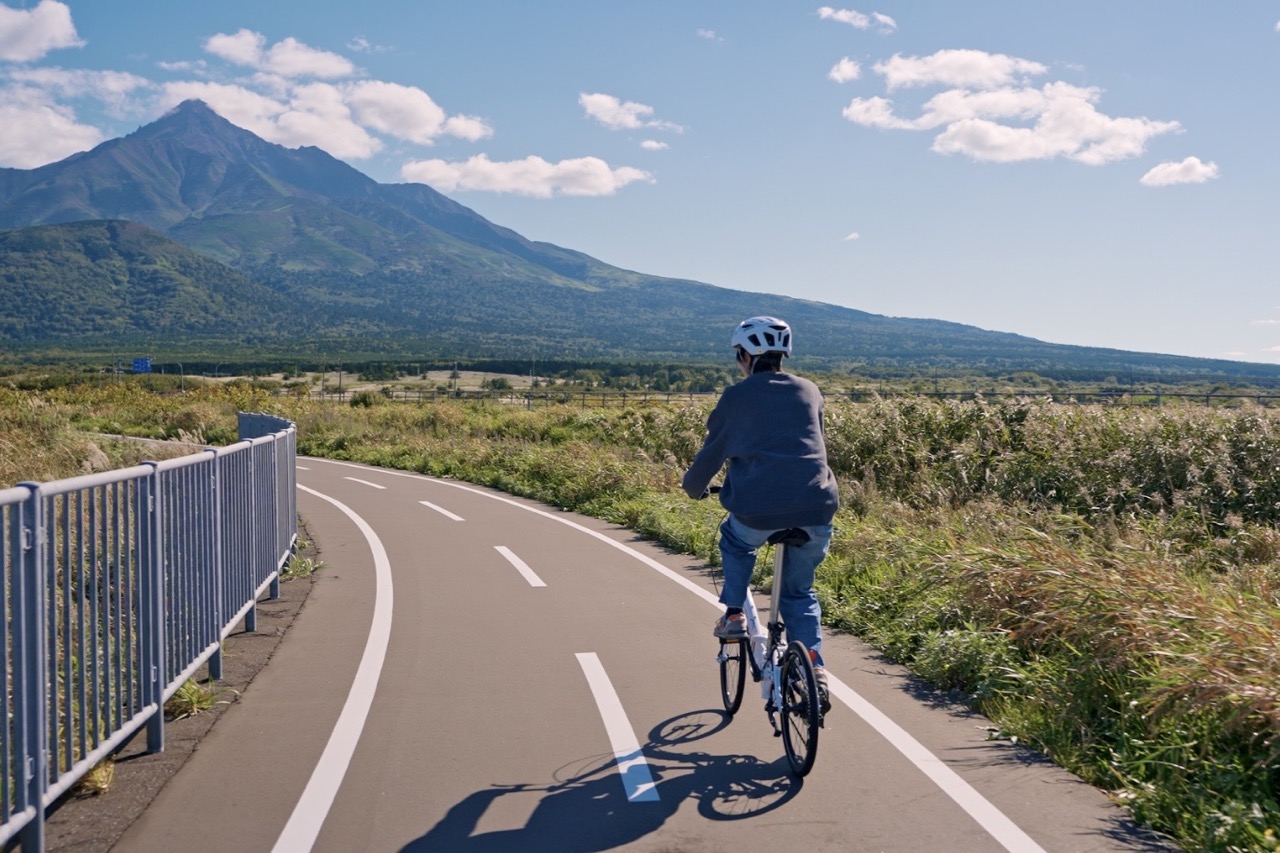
[682,315,839,710]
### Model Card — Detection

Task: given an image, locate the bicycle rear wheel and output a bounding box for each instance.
[780,641,820,776]
[718,640,747,715]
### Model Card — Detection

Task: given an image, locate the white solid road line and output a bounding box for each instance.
[299,458,1049,852]
[576,653,660,803]
[830,680,1046,853]
[344,477,387,490]
[419,499,465,521]
[495,545,547,587]
[274,485,394,853]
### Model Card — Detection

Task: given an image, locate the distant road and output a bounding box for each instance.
[118,457,1179,853]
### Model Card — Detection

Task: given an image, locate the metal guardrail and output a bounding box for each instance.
[308,388,718,407]
[1,413,296,851]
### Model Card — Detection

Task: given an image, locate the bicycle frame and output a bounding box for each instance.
[738,542,789,733]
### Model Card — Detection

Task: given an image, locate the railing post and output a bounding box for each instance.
[244,454,257,634]
[141,465,166,753]
[268,438,280,601]
[16,483,47,852]
[209,460,224,681]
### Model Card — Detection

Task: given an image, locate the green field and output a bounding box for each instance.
[6,380,1278,851]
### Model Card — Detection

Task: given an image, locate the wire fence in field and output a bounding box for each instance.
[301,387,1280,409]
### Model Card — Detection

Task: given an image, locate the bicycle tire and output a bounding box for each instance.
[780,640,820,776]
[719,639,747,715]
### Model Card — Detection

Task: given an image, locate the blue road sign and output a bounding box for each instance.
[133,358,152,374]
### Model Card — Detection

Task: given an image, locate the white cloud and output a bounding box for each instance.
[579,92,681,132]
[347,36,389,54]
[1251,319,1280,326]
[818,7,870,28]
[267,37,354,78]
[160,81,287,132]
[697,29,723,41]
[0,0,82,62]
[844,231,860,241]
[0,86,101,166]
[932,84,1179,165]
[640,139,668,150]
[156,59,207,74]
[442,114,493,142]
[400,153,653,197]
[203,29,354,79]
[841,96,916,129]
[346,80,492,145]
[872,12,897,32]
[828,57,861,83]
[157,81,378,159]
[275,82,379,156]
[1139,156,1220,187]
[203,29,263,67]
[875,49,1047,90]
[817,7,895,32]
[842,51,1181,166]
[154,73,493,158]
[8,66,152,112]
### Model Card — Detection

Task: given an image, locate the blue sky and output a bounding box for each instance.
[1,1,1277,363]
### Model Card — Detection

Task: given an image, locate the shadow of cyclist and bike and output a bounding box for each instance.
[402,709,802,852]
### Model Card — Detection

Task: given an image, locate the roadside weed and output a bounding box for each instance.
[74,759,115,797]
[165,679,232,721]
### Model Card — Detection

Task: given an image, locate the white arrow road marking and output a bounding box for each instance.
[420,500,464,521]
[274,485,394,853]
[344,477,386,490]
[576,653,660,803]
[495,546,546,587]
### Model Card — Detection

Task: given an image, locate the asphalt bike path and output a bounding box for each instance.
[117,457,1179,853]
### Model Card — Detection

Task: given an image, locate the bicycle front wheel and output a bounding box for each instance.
[719,639,747,715]
[780,641,820,776]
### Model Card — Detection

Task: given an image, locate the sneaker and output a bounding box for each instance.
[812,659,832,714]
[713,611,748,640]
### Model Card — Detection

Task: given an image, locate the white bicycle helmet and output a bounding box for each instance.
[731,316,792,356]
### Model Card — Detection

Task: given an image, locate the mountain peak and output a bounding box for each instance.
[130,98,259,149]
[154,99,232,131]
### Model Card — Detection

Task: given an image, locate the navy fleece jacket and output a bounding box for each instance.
[681,372,839,530]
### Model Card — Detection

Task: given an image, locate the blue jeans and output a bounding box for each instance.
[718,514,833,666]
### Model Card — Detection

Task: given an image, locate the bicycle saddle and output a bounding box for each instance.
[767,528,811,547]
